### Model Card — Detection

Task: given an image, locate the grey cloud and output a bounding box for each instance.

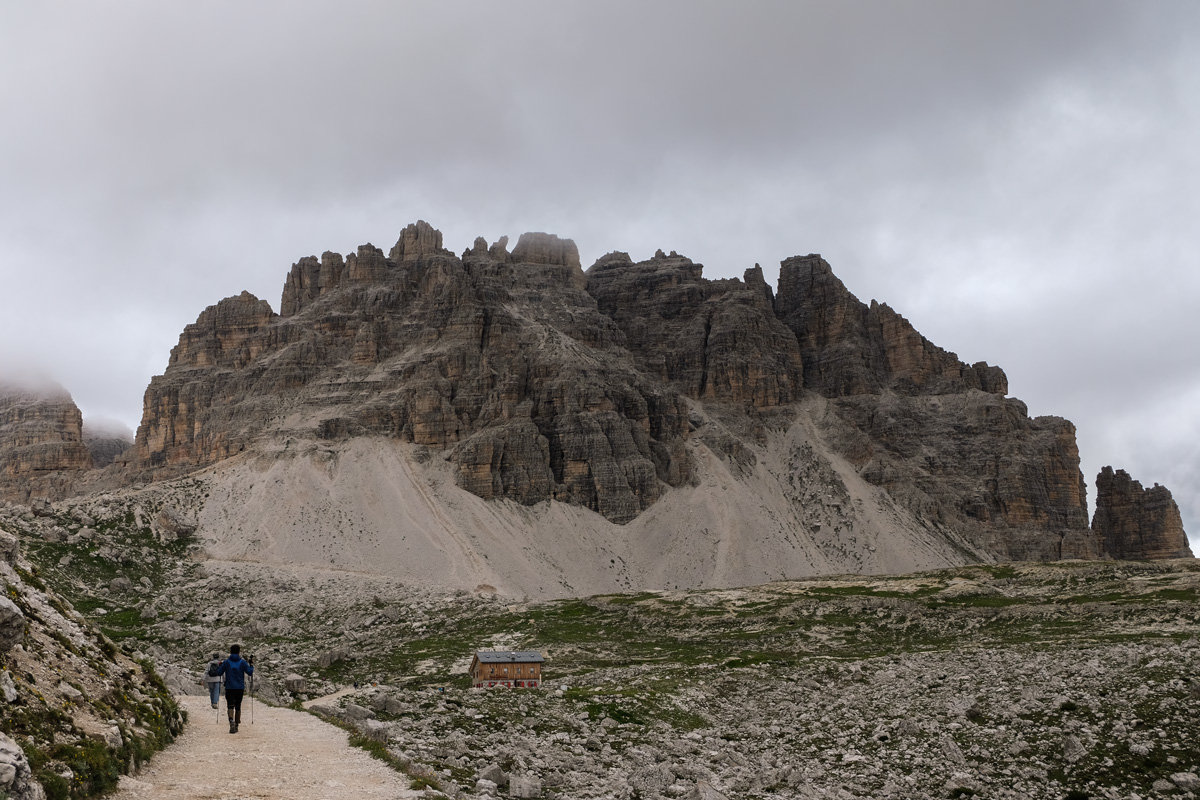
[82,417,134,441]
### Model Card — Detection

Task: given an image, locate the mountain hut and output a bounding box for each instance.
[470,650,544,688]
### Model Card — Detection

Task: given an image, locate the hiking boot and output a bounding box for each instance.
[211,703,218,710]
[229,721,236,733]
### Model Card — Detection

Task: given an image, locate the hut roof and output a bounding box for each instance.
[473,650,544,663]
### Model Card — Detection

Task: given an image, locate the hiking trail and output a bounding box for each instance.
[111,694,419,800]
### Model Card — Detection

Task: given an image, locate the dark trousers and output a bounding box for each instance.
[226,688,245,722]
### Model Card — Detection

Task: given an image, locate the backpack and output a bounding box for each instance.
[224,656,251,689]
[207,660,221,678]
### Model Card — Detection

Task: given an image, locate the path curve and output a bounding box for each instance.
[112,695,419,800]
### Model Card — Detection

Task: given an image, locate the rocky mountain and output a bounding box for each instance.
[0,382,93,505]
[0,221,1191,596]
[132,224,694,526]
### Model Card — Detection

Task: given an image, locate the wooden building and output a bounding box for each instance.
[470,650,544,688]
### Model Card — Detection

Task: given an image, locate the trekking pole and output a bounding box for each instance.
[250,672,255,725]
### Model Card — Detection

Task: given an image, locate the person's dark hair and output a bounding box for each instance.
[230,644,241,655]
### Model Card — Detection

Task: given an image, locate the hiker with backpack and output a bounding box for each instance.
[216,644,255,733]
[203,651,223,709]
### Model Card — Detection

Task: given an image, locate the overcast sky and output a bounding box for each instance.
[1,2,1196,548]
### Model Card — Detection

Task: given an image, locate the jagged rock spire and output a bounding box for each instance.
[1093,466,1192,559]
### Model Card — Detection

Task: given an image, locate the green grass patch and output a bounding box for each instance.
[1150,588,1198,601]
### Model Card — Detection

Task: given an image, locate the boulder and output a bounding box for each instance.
[359,719,390,744]
[509,775,543,798]
[479,763,509,786]
[1062,734,1086,763]
[1171,773,1200,791]
[101,726,123,750]
[0,529,18,565]
[341,702,373,721]
[689,782,729,800]
[629,763,673,797]
[0,597,25,653]
[153,508,197,542]
[283,673,307,693]
[316,648,351,668]
[67,527,95,544]
[0,731,44,800]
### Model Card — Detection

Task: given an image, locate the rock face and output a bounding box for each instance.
[772,254,1093,560]
[825,393,1097,560]
[135,290,276,470]
[775,254,1007,396]
[0,383,93,503]
[134,228,690,524]
[586,252,803,407]
[1092,466,1193,559]
[0,594,23,654]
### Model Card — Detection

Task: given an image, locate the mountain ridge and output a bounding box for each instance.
[0,220,1191,594]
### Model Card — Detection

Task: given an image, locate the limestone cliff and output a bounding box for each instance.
[1092,466,1193,560]
[775,254,1007,396]
[133,224,689,524]
[0,382,93,503]
[586,251,803,408]
[825,394,1097,560]
[768,256,1094,560]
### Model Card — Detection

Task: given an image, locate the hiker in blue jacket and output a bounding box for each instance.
[216,644,255,733]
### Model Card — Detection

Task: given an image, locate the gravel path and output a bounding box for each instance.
[111,695,419,800]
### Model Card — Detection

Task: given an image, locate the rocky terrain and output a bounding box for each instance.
[0,509,183,799]
[2,493,1196,800]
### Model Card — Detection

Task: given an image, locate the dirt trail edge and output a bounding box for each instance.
[112,694,420,800]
